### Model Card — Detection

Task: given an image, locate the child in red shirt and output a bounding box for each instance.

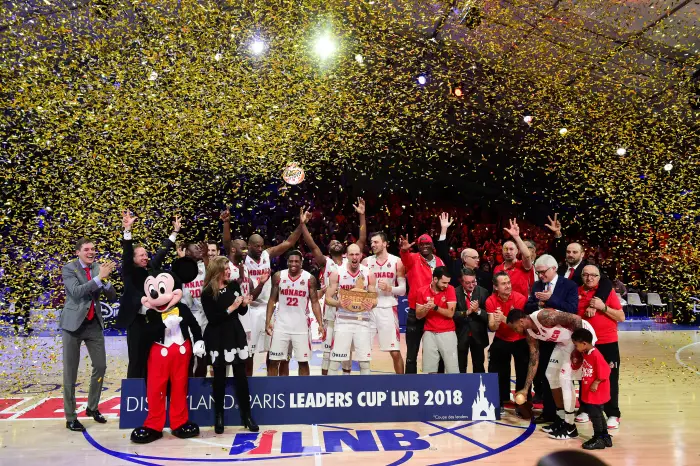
[572,328,613,450]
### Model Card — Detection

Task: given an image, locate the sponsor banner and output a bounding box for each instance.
[119,373,499,429]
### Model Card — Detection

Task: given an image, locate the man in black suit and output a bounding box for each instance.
[525,254,579,423]
[454,268,489,373]
[116,211,179,379]
[436,213,490,289]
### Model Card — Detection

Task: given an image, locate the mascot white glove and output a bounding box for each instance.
[193,340,206,358]
[164,315,183,330]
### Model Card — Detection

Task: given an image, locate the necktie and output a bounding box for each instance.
[84,267,95,321]
[467,292,471,303]
[567,267,575,279]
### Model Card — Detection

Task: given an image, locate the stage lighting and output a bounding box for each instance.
[616,147,627,156]
[250,39,266,55]
[417,75,427,85]
[664,163,673,171]
[559,127,568,136]
[315,34,337,60]
[523,115,533,125]
[214,53,222,62]
[355,54,364,64]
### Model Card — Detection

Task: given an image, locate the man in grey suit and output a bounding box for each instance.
[454,268,490,373]
[61,237,117,432]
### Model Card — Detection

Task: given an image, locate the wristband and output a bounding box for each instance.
[433,305,439,311]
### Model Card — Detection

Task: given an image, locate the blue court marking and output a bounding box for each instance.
[82,429,330,464]
[487,421,529,430]
[316,423,354,430]
[422,421,494,452]
[387,451,414,466]
[427,421,537,466]
[428,421,482,437]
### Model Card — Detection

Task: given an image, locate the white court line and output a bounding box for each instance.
[675,341,700,376]
[312,423,322,466]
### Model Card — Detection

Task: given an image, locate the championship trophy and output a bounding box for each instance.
[338,275,377,312]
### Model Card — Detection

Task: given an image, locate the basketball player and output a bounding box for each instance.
[362,231,406,374]
[300,199,367,375]
[325,244,377,375]
[265,250,326,376]
[178,242,209,377]
[221,212,270,376]
[507,308,597,440]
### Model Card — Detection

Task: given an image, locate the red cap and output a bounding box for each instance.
[417,234,433,244]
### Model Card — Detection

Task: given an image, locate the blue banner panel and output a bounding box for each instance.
[119,373,500,429]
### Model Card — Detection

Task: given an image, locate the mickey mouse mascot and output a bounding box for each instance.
[131,257,205,443]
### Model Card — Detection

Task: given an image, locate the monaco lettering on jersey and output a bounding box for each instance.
[280,288,307,297]
[183,280,204,298]
[250,268,270,277]
[374,271,395,279]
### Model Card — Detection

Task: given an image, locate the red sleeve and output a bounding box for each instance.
[486,296,496,313]
[445,286,457,303]
[595,351,611,381]
[415,285,426,305]
[493,263,504,274]
[400,249,416,271]
[605,291,622,309]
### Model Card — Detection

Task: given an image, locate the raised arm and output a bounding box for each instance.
[398,235,416,271]
[266,208,307,259]
[503,218,532,270]
[545,213,566,264]
[221,209,232,257]
[353,198,367,253]
[265,272,281,335]
[152,215,181,269]
[435,212,454,266]
[301,223,327,269]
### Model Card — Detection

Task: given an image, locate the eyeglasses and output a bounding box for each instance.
[463,280,477,285]
[535,269,551,276]
[581,273,599,278]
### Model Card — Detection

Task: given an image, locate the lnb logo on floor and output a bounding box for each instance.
[229,428,429,456]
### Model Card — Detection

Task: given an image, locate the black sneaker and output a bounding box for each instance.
[583,436,607,450]
[548,422,579,440]
[541,418,563,434]
[601,434,613,447]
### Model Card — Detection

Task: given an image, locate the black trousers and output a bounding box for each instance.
[488,337,530,405]
[190,354,208,378]
[406,309,443,374]
[457,335,486,374]
[126,314,149,379]
[534,340,556,418]
[213,363,251,418]
[585,403,608,436]
[580,342,621,418]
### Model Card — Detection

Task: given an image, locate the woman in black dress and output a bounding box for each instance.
[200,256,258,433]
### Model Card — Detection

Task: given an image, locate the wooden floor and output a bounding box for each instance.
[1,329,699,465]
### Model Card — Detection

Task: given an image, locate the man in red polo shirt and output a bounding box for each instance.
[493,219,533,297]
[576,265,625,429]
[400,233,445,374]
[486,271,528,413]
[416,266,458,373]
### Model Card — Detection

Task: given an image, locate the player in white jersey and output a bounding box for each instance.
[244,209,308,376]
[299,200,367,375]
[362,231,406,374]
[325,244,376,375]
[507,308,597,440]
[265,250,325,376]
[178,242,209,377]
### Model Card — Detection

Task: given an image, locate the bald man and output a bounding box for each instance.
[222,209,307,376]
[435,214,490,289]
[325,243,377,375]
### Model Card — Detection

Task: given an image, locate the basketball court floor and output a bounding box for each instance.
[1,327,699,465]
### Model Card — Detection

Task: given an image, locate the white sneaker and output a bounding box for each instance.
[607,416,620,429]
[575,412,590,423]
